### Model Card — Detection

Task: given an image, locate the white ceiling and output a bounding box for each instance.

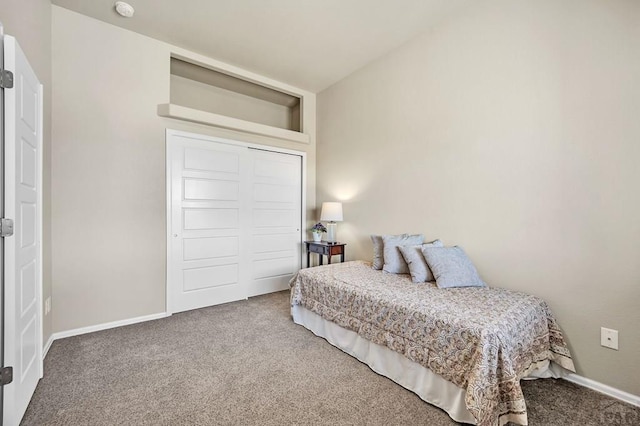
[51,0,469,92]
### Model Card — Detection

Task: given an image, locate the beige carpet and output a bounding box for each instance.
[22,291,639,425]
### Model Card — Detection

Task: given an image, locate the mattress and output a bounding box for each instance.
[290,261,575,426]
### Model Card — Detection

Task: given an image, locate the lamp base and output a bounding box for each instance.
[326,222,337,243]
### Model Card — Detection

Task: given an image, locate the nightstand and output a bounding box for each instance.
[304,241,346,268]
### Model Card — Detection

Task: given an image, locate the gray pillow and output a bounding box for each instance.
[398,240,444,283]
[382,234,424,274]
[370,234,390,270]
[421,246,486,288]
[371,233,409,270]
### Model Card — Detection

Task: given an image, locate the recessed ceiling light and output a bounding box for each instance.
[115,1,135,18]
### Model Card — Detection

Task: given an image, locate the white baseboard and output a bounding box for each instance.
[43,335,55,359]
[564,373,640,408]
[43,311,170,360]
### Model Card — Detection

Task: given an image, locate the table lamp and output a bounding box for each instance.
[320,202,343,243]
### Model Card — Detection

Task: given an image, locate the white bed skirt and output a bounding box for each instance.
[292,305,567,425]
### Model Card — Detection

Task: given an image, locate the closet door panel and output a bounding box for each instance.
[248,149,302,297]
[168,135,249,313]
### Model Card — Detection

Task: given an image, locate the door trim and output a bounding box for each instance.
[164,129,307,315]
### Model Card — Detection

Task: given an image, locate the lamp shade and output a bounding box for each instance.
[320,202,343,222]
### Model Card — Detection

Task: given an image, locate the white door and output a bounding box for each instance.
[168,134,250,313]
[3,35,43,426]
[167,131,303,313]
[248,149,301,296]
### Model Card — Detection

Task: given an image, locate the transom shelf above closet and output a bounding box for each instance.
[157,103,310,144]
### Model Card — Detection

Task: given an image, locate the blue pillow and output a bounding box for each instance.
[421,246,486,288]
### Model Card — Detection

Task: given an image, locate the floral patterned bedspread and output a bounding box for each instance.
[290,261,575,426]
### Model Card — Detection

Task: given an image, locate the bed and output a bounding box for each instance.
[290,261,575,426]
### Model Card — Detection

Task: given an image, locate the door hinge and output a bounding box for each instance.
[0,69,14,89]
[0,367,13,386]
[0,218,14,237]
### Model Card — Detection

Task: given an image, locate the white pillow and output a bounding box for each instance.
[398,240,444,283]
[382,234,424,274]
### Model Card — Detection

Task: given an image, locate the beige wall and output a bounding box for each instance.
[317,0,640,395]
[0,0,53,346]
[51,6,316,332]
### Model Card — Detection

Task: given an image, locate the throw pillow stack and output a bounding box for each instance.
[370,234,485,288]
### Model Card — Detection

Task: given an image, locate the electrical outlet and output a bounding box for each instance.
[601,327,618,350]
[45,297,51,315]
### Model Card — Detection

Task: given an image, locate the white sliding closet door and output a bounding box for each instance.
[168,134,249,313]
[167,130,303,314]
[248,149,301,297]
